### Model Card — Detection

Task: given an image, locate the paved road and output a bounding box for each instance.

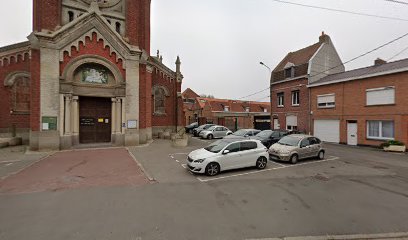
[0,137,407,240]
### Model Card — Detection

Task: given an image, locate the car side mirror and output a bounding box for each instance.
[222,150,230,155]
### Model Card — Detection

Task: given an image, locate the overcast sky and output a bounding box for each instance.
[1,0,408,101]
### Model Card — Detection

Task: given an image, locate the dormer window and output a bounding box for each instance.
[224,106,229,112]
[245,107,250,112]
[284,67,295,79]
[263,108,268,113]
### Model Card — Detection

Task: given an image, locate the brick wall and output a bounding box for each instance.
[0,54,31,130]
[271,78,310,133]
[33,0,61,32]
[311,72,408,146]
[59,33,126,78]
[151,69,183,128]
[126,0,150,52]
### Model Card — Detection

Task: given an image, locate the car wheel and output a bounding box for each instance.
[207,134,213,140]
[205,162,220,176]
[290,154,298,164]
[317,150,325,160]
[256,156,267,169]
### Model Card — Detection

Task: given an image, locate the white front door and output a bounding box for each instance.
[347,122,358,146]
[273,119,280,130]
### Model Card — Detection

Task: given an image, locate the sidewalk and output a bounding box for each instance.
[0,145,50,180]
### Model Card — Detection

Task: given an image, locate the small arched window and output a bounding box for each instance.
[115,22,121,34]
[5,73,30,113]
[154,87,166,114]
[68,11,74,22]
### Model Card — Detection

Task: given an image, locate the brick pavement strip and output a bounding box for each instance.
[0,147,150,194]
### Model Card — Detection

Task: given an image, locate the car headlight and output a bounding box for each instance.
[194,159,206,163]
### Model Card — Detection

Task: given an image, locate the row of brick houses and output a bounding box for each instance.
[270,32,408,147]
[182,88,271,131]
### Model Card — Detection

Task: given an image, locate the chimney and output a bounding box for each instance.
[319,31,330,43]
[374,58,387,66]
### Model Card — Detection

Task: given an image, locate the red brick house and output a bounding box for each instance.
[309,58,408,147]
[182,88,200,125]
[270,32,344,133]
[182,88,271,131]
[0,0,184,150]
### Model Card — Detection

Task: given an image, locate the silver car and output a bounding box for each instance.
[268,134,325,164]
[199,125,232,140]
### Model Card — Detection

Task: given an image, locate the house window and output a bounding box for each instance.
[263,108,268,113]
[367,120,394,140]
[277,93,284,107]
[291,90,300,106]
[366,87,395,106]
[245,107,250,112]
[224,106,229,112]
[317,94,335,108]
[154,87,166,114]
[286,115,298,131]
[11,76,30,113]
[284,67,294,79]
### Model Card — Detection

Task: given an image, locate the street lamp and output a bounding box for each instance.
[259,62,271,74]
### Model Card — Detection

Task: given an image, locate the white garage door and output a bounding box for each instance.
[314,120,340,143]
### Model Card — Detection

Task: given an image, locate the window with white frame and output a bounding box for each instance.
[367,120,394,140]
[277,93,284,107]
[224,106,229,112]
[292,90,300,106]
[317,94,335,108]
[366,87,395,106]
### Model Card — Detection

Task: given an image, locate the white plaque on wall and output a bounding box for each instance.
[127,120,137,129]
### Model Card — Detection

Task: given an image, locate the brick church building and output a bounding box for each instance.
[0,0,184,150]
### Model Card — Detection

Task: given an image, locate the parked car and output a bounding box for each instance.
[185,122,198,133]
[250,130,288,148]
[223,129,261,140]
[268,134,325,164]
[187,139,268,176]
[199,125,232,139]
[192,124,216,137]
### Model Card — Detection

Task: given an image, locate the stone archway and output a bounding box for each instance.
[59,55,126,148]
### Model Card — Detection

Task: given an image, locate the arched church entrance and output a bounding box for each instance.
[59,55,126,148]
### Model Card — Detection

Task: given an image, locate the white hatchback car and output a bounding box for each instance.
[187,139,268,176]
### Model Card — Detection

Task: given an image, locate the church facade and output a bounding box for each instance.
[0,0,184,150]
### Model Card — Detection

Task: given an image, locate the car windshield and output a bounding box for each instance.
[278,136,300,146]
[206,126,216,131]
[204,140,231,153]
[233,130,248,136]
[188,122,197,127]
[256,130,272,138]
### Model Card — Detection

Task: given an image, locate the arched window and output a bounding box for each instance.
[4,73,30,113]
[115,22,121,34]
[154,87,166,114]
[68,11,74,22]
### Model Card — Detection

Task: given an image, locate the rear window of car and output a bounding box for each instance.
[240,141,257,151]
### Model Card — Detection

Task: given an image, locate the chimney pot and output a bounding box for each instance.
[374,58,387,66]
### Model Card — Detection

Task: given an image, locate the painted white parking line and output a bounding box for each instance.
[5,163,13,166]
[197,156,339,182]
[181,164,187,169]
[175,160,180,163]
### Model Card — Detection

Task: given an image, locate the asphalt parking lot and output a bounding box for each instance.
[131,135,407,184]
